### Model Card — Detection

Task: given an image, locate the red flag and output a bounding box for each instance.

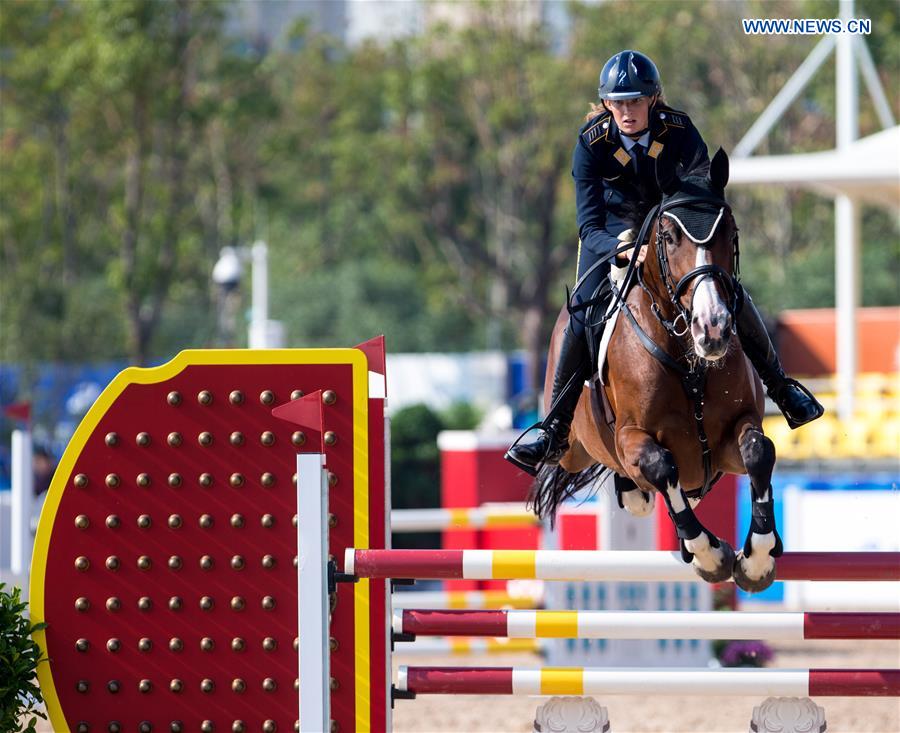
[3,401,31,422]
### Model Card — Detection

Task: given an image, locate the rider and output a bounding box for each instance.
[506,49,823,475]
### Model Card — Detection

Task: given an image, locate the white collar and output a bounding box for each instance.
[620,131,650,151]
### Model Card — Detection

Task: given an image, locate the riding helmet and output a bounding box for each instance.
[598,50,661,100]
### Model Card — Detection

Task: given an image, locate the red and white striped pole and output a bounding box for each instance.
[394,609,900,640]
[347,549,900,582]
[397,667,900,697]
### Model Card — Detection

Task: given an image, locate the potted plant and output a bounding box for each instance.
[0,583,46,733]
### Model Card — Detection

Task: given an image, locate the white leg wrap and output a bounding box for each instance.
[621,489,655,517]
[741,531,776,580]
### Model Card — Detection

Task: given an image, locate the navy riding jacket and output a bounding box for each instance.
[573,104,710,260]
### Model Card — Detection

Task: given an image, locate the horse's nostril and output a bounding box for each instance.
[710,314,719,328]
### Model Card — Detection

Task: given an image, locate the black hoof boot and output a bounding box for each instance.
[769,379,824,429]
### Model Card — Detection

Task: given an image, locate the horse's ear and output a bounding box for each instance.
[709,147,729,191]
[655,153,679,196]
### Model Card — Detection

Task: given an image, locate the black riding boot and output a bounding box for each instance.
[737,290,824,429]
[505,326,590,475]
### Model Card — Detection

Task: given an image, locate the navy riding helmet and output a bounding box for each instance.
[598,50,661,100]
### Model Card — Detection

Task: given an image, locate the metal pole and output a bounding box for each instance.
[10,429,34,576]
[835,0,860,421]
[249,240,269,348]
[297,452,330,732]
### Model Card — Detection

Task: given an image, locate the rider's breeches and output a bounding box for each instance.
[569,241,611,339]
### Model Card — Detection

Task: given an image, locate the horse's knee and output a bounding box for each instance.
[739,428,775,475]
[638,442,678,493]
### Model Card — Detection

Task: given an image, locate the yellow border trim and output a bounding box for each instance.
[30,348,370,733]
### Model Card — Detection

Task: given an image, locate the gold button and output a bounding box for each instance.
[167,390,182,406]
[291,431,306,446]
[136,432,151,447]
[169,637,183,652]
[260,432,275,447]
[229,390,244,405]
[105,515,120,529]
[105,474,120,488]
[105,597,121,612]
[231,555,245,570]
[231,679,246,693]
[198,432,213,447]
[168,514,182,529]
[199,473,213,487]
[138,679,152,693]
[230,513,244,528]
[261,472,275,487]
[137,514,151,529]
[229,473,244,488]
[136,473,151,487]
[105,432,119,447]
[105,556,119,571]
[168,556,182,570]
[197,390,213,405]
[200,678,214,693]
[290,389,304,400]
[229,431,244,446]
[106,638,120,653]
[167,432,182,447]
[231,637,246,652]
[75,638,90,652]
[322,390,337,405]
[200,637,214,651]
[261,514,275,528]
[259,390,275,405]
[137,596,152,611]
[74,556,89,571]
[199,514,214,528]
[169,679,183,693]
[138,638,152,652]
[168,473,182,488]
[75,514,90,529]
[74,473,88,488]
[199,596,214,611]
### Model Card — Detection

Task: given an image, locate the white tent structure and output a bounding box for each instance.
[728,0,898,421]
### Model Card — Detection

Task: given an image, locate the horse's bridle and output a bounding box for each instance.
[644,193,740,340]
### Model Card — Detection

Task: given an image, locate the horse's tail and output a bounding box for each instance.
[528,462,611,527]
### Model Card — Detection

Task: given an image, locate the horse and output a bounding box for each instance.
[531,148,783,594]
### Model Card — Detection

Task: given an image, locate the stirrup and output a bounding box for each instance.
[504,422,545,477]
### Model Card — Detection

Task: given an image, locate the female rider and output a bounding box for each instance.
[506,50,823,475]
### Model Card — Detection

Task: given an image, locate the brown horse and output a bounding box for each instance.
[532,149,783,593]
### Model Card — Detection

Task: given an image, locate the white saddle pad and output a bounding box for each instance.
[597,264,628,386]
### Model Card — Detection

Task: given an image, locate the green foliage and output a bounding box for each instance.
[0,584,47,733]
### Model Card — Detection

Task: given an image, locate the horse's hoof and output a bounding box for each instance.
[690,539,735,584]
[732,550,777,593]
[621,489,655,517]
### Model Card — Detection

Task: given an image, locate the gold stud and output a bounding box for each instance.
[262,720,277,733]
[75,556,89,571]
[262,637,277,652]
[231,679,246,693]
[168,514,182,529]
[199,514,214,528]
[262,678,277,692]
[229,473,244,488]
[137,555,151,570]
[261,472,275,487]
[199,472,213,487]
[232,722,246,733]
[171,723,184,733]
[76,638,90,652]
[262,595,276,611]
[106,638,120,653]
[230,513,244,528]
[230,596,245,611]
[291,389,304,400]
[324,431,336,446]
[139,722,152,733]
[168,595,183,611]
[169,679,183,693]
[294,514,301,528]
[138,638,152,652]
[198,431,213,446]
[293,637,299,651]
[75,514,90,529]
[229,390,243,405]
[296,679,301,692]
[198,390,213,405]
[105,432,119,447]
[327,472,338,487]
[74,473,88,488]
[329,637,338,652]
[168,473,182,488]
[231,555,245,570]
[105,515,120,529]
[105,555,119,571]
[292,472,298,485]
[291,431,306,446]
[329,677,339,691]
[76,722,89,733]
[293,556,298,568]
[260,390,275,405]
[108,723,121,733]
[168,555,182,570]
[200,722,214,733]
[200,555,213,570]
[137,596,152,611]
[260,431,275,446]
[261,514,275,528]
[75,597,90,612]
[76,679,89,693]
[105,473,120,488]
[167,432,182,447]
[137,514,151,529]
[167,390,181,406]
[136,432,151,447]
[200,637,214,651]
[327,513,337,528]
[294,723,300,733]
[107,680,120,693]
[200,596,214,611]
[229,431,244,446]
[200,678,214,693]
[169,637,183,651]
[138,679,152,693]
[261,554,275,569]
[322,390,337,405]
[137,473,151,487]
[231,637,245,652]
[106,597,121,612]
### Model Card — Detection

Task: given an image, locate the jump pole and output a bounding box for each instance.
[396,667,900,697]
[394,609,900,640]
[346,548,900,582]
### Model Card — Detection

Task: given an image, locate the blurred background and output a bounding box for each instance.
[0,0,897,574]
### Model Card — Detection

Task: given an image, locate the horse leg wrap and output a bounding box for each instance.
[743,495,784,558]
[659,488,718,563]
